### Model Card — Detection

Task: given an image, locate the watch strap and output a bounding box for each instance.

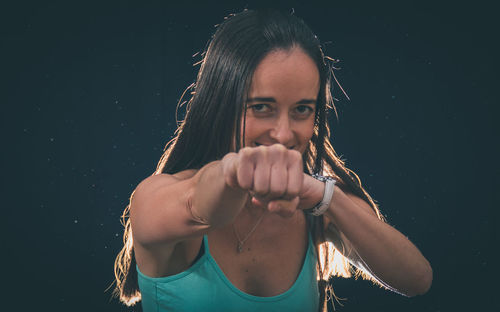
[306,174,336,216]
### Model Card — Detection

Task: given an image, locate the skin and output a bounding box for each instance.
[224,47,433,295]
[226,47,321,216]
[243,47,319,154]
[132,46,432,296]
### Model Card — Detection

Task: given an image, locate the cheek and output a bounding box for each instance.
[241,117,260,140]
[302,119,315,142]
[232,116,252,150]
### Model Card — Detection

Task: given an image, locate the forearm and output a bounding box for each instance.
[191,160,249,227]
[324,186,433,296]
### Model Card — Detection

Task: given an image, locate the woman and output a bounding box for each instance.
[113,9,432,312]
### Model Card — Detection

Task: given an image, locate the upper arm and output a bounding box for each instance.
[130,172,211,247]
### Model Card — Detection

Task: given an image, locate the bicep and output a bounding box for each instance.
[130,173,211,247]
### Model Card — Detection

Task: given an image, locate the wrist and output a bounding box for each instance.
[310,176,325,207]
[297,174,325,210]
[304,174,337,216]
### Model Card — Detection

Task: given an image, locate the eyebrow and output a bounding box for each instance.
[246,97,316,105]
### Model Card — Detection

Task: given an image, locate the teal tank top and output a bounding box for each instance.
[136,231,320,312]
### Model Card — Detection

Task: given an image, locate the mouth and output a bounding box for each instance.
[255,142,295,150]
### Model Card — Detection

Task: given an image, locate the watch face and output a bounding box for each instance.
[312,174,328,182]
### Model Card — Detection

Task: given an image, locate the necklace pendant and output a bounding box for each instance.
[237,243,243,253]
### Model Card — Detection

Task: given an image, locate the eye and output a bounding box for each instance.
[249,104,271,113]
[295,105,314,115]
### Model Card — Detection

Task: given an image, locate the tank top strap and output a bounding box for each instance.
[202,234,210,254]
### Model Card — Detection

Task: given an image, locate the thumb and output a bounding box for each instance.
[251,196,267,208]
[268,197,299,218]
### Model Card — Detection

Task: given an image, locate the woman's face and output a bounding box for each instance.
[240,47,320,155]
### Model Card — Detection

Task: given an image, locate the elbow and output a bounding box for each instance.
[406,262,433,297]
[418,262,433,295]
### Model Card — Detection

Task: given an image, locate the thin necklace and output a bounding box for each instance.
[232,210,265,253]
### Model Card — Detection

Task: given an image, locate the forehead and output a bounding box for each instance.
[248,48,320,101]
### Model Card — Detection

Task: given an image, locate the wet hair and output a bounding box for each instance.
[112,9,386,312]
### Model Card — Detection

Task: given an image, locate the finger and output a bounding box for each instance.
[264,144,288,201]
[268,162,287,200]
[280,196,300,218]
[267,201,281,213]
[253,148,271,197]
[251,196,267,208]
[285,150,303,200]
[268,196,299,218]
[222,153,239,189]
[237,148,254,190]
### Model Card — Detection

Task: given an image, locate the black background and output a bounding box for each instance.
[2,0,498,311]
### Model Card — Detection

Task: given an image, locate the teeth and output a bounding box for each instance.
[254,142,296,150]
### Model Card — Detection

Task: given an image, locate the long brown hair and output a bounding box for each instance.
[112,9,386,312]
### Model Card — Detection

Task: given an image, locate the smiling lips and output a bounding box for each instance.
[255,142,295,150]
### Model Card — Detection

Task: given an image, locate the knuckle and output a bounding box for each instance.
[237,176,249,189]
[272,143,286,151]
[253,183,268,195]
[260,145,269,154]
[225,176,237,189]
[286,187,300,198]
[254,146,268,159]
[289,149,302,162]
[269,188,285,199]
[269,144,287,161]
[239,147,252,158]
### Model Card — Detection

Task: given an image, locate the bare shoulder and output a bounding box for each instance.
[131,169,204,277]
[135,169,198,198]
[130,169,201,246]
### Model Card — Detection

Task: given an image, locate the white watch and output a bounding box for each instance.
[305,174,336,216]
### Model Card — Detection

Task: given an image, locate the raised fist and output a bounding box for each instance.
[221,144,305,218]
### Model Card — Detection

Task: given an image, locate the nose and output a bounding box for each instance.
[270,115,294,147]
